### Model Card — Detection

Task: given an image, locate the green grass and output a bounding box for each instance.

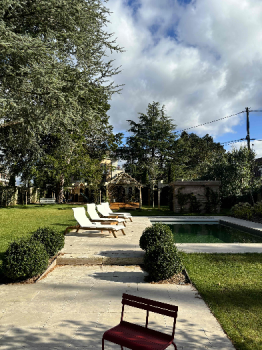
[182,253,262,350]
[130,205,231,216]
[0,204,77,273]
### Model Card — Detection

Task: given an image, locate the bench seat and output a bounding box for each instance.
[102,293,178,350]
[103,320,174,350]
[40,198,56,204]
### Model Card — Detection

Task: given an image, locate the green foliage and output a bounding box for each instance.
[189,194,202,213]
[144,244,183,282]
[230,202,253,220]
[31,227,64,258]
[2,238,48,281]
[176,189,191,213]
[252,201,262,218]
[119,101,178,184]
[139,223,174,251]
[204,187,220,213]
[173,131,226,181]
[0,0,123,194]
[230,201,262,220]
[200,146,257,200]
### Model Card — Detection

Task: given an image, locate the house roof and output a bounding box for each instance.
[106,172,142,187]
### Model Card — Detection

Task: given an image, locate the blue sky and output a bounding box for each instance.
[104,0,262,157]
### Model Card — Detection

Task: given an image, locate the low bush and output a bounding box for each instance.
[31,227,64,258]
[144,243,183,282]
[230,202,253,220]
[252,201,262,218]
[139,223,174,251]
[2,238,48,281]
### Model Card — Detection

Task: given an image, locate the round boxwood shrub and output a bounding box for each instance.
[31,227,64,258]
[2,238,49,281]
[230,202,253,220]
[144,243,183,282]
[139,223,174,251]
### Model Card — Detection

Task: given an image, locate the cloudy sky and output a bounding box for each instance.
[105,0,262,158]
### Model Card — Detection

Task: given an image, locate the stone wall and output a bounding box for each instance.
[170,181,221,214]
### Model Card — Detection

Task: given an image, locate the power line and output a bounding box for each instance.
[176,110,245,133]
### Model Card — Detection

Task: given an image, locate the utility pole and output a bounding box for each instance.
[245,107,250,150]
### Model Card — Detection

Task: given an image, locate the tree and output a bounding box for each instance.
[120,102,178,183]
[0,0,123,199]
[172,131,226,180]
[199,146,259,201]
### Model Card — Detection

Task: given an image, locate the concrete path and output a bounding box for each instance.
[57,216,262,266]
[2,215,262,349]
[0,265,235,350]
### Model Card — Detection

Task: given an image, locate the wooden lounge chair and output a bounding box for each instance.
[64,207,126,238]
[97,204,133,222]
[87,203,126,227]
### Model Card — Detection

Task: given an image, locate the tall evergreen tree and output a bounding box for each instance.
[121,101,178,183]
[0,0,123,200]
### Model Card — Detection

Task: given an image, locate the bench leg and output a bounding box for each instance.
[121,229,126,236]
[172,341,178,350]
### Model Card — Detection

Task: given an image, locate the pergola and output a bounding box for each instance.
[105,172,142,209]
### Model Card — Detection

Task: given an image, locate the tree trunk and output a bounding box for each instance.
[57,174,64,203]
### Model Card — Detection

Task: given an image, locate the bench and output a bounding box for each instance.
[102,293,178,350]
[39,198,56,205]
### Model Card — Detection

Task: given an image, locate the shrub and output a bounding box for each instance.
[31,227,64,258]
[2,238,48,281]
[230,202,253,220]
[252,201,262,218]
[144,243,183,282]
[139,223,174,251]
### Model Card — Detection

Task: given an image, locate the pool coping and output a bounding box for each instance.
[149,215,262,253]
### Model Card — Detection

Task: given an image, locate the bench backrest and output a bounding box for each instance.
[121,293,178,337]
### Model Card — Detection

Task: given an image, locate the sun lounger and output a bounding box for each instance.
[64,207,126,238]
[86,203,126,226]
[101,202,133,222]
[102,202,132,216]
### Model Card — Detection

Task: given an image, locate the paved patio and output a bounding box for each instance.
[1,215,262,349]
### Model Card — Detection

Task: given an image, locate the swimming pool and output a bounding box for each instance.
[153,222,262,243]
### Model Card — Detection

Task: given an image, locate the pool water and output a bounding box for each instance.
[164,223,262,243]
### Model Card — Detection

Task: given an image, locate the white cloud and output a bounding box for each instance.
[105,0,262,148]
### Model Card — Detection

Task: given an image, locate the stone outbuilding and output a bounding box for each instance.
[170,180,221,214]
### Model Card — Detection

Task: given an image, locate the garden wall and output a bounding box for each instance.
[170,181,221,214]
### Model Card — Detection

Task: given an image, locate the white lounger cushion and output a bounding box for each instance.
[87,204,125,224]
[72,208,125,231]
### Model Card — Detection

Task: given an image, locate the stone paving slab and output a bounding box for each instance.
[58,217,262,266]
[0,265,235,350]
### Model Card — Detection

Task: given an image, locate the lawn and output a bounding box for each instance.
[0,204,77,268]
[182,253,262,350]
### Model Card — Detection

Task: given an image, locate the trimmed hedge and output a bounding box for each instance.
[139,223,174,251]
[144,243,183,282]
[31,226,64,258]
[2,238,48,281]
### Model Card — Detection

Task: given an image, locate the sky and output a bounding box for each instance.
[104,0,262,158]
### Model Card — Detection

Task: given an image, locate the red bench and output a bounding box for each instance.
[102,293,178,350]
